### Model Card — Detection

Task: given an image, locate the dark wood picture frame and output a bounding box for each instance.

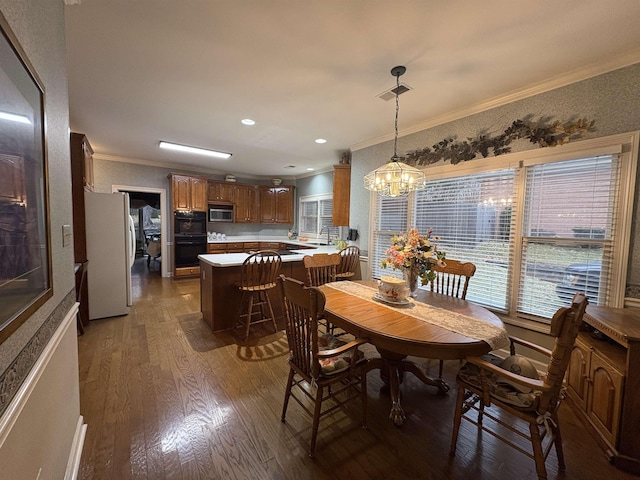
[0,11,52,344]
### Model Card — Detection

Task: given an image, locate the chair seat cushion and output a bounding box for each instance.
[318,333,365,376]
[457,354,542,409]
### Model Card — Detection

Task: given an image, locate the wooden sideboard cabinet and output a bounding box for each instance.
[332,164,350,227]
[169,173,207,212]
[259,185,294,224]
[565,304,640,474]
[208,180,235,203]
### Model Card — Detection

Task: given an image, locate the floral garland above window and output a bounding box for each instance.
[403,115,595,166]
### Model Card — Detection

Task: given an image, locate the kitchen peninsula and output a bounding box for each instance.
[198,242,341,331]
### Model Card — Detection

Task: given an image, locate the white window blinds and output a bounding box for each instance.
[371,195,408,281]
[517,155,619,320]
[415,169,516,311]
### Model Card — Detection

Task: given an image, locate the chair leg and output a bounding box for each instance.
[244,293,255,340]
[360,373,368,429]
[551,414,566,471]
[529,422,548,480]
[281,369,295,422]
[264,290,278,333]
[450,385,465,456]
[309,384,324,457]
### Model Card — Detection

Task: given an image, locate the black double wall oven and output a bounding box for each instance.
[174,211,207,268]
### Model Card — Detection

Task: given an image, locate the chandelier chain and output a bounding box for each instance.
[393,71,399,160]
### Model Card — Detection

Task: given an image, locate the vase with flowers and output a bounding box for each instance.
[380,228,446,297]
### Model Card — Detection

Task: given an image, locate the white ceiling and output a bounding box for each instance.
[64,1,640,179]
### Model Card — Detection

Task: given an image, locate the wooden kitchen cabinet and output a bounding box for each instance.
[208,180,235,203]
[332,164,350,226]
[234,184,259,223]
[70,132,95,329]
[259,186,294,224]
[565,305,640,474]
[169,173,208,212]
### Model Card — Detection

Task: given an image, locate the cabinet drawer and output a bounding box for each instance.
[243,242,260,250]
[260,242,280,250]
[227,242,244,250]
[175,266,200,277]
[208,243,227,253]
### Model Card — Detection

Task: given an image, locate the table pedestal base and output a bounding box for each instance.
[366,349,450,426]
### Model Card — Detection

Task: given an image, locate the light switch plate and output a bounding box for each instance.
[62,224,72,247]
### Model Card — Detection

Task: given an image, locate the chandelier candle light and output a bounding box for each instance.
[364,66,427,197]
[381,228,446,297]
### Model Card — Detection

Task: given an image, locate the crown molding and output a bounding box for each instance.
[351,51,640,152]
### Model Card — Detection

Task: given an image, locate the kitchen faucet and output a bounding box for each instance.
[319,226,332,245]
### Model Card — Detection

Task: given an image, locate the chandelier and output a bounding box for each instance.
[364,66,426,197]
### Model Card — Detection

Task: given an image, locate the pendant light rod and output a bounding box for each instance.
[390,65,406,162]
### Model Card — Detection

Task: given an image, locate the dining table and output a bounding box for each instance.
[318,280,509,426]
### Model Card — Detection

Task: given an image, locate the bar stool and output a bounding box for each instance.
[238,250,282,340]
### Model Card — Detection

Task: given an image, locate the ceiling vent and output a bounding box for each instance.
[378,83,412,101]
[284,165,297,169]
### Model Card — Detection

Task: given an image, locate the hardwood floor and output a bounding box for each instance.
[77,259,635,479]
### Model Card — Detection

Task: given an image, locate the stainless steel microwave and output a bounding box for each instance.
[209,205,234,222]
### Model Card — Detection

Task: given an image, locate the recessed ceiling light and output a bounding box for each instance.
[159,141,231,159]
[241,118,255,126]
[315,138,327,144]
[306,168,314,171]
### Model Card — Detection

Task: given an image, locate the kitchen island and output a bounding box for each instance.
[198,245,339,332]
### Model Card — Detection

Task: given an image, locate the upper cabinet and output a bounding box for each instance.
[208,180,235,203]
[332,165,350,226]
[70,132,94,192]
[259,186,294,224]
[169,173,208,212]
[234,184,259,223]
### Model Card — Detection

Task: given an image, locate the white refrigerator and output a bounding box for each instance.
[84,191,135,319]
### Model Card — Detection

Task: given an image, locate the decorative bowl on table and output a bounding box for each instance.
[377,275,409,302]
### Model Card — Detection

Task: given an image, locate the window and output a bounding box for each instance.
[298,194,338,241]
[370,132,638,324]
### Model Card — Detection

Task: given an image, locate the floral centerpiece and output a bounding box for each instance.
[380,228,446,296]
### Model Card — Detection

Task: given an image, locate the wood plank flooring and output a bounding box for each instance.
[77,258,636,479]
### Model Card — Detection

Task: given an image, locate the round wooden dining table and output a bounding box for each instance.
[317,280,507,426]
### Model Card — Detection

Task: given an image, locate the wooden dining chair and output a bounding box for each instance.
[303,253,341,334]
[429,259,477,379]
[278,275,369,457]
[336,245,360,280]
[303,253,341,287]
[429,259,476,299]
[450,292,588,480]
[238,250,282,340]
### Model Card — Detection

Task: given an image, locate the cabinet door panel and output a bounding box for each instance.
[173,175,191,211]
[587,353,624,446]
[191,177,208,211]
[566,340,589,410]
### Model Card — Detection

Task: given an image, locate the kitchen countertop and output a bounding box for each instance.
[199,245,338,267]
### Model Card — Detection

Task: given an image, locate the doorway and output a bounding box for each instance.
[112,185,169,278]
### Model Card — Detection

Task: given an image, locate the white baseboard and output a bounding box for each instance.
[65,416,87,480]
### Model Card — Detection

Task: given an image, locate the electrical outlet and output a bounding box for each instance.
[62,224,72,247]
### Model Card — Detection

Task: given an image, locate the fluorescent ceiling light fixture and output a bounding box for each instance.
[241,118,255,125]
[159,141,231,159]
[315,138,327,144]
[306,168,314,171]
[0,111,31,124]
